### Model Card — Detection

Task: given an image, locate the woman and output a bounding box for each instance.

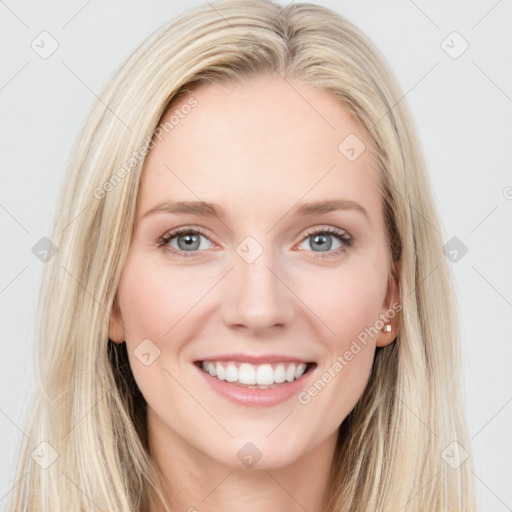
[9,0,475,510]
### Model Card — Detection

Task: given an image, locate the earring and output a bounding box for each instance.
[382,324,392,333]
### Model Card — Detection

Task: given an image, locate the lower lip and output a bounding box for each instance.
[194,363,316,407]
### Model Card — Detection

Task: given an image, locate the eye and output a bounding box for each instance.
[157,227,214,256]
[297,226,352,258]
[157,225,353,259]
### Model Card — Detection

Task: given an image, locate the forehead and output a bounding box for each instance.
[138,75,380,220]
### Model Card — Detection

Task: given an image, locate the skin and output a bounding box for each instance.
[109,74,400,512]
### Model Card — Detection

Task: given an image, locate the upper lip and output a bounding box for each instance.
[195,354,315,364]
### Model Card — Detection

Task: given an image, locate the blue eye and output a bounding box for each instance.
[157,227,212,256]
[157,226,353,259]
[298,227,352,258]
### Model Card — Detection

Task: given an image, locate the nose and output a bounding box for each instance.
[220,247,296,335]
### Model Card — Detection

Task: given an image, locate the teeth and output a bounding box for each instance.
[274,364,286,383]
[295,363,306,379]
[200,360,309,387]
[226,363,238,383]
[239,363,256,385]
[216,362,226,381]
[256,364,274,385]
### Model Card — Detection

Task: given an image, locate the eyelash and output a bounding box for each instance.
[156,225,353,259]
[302,226,353,259]
[157,226,210,258]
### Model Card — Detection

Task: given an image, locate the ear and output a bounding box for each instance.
[108,298,126,343]
[376,260,401,348]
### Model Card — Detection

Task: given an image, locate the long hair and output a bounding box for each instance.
[8,1,474,510]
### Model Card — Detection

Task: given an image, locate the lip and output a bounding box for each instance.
[194,359,317,407]
[197,353,312,364]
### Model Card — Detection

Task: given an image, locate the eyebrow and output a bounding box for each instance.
[141,199,369,221]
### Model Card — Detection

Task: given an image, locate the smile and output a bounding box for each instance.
[193,358,318,408]
[197,360,315,389]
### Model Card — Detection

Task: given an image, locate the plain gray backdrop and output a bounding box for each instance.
[1,1,511,510]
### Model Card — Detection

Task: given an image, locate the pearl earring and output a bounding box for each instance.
[383,324,392,333]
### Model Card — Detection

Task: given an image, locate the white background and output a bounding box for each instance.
[1,1,511,510]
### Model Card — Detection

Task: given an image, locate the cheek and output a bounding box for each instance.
[115,256,213,411]
[117,255,215,341]
[116,255,224,398]
[300,259,387,349]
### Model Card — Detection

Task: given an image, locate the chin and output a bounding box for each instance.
[207,435,310,471]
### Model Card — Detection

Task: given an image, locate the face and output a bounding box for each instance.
[109,75,399,471]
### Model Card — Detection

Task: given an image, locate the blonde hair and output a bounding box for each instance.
[8,1,474,510]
